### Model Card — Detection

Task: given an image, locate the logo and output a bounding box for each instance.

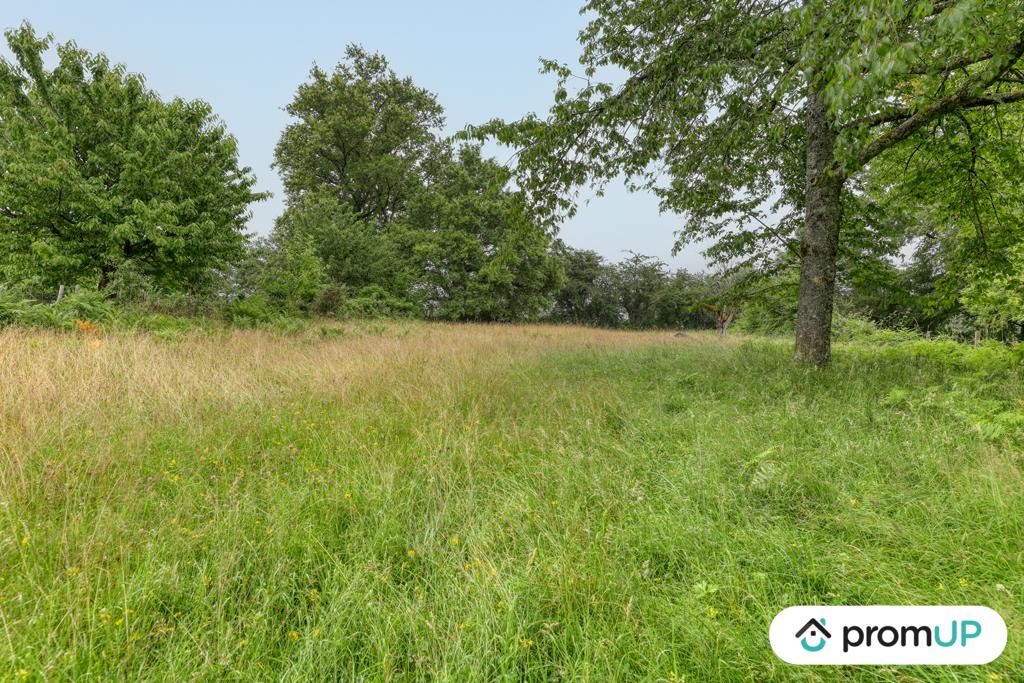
[795,618,831,652]
[770,606,1007,665]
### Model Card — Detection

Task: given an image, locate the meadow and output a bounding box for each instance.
[0,322,1020,681]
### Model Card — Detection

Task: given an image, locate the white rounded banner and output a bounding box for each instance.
[770,606,1007,665]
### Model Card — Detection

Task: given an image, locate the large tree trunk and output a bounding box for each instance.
[795,89,843,366]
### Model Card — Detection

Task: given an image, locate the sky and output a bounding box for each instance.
[2,1,710,271]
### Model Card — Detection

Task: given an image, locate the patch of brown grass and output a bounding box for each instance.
[0,322,693,482]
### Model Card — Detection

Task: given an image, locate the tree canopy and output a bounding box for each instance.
[273,45,445,228]
[270,47,562,321]
[0,23,265,293]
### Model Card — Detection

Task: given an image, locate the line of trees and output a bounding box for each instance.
[4,6,1024,348]
[549,249,741,333]
[0,29,565,324]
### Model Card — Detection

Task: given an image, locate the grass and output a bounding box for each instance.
[0,321,1020,681]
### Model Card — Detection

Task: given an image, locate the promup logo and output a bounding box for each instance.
[795,618,831,652]
[770,606,1006,665]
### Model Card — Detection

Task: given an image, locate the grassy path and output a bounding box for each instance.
[0,323,1020,680]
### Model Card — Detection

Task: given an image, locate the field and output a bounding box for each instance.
[0,322,1020,681]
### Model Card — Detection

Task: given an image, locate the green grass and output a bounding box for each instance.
[0,325,1020,681]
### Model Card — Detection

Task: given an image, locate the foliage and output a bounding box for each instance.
[962,243,1024,339]
[249,236,328,314]
[225,294,282,327]
[0,288,116,329]
[274,192,412,298]
[0,23,266,293]
[341,285,417,319]
[550,247,622,326]
[404,146,562,321]
[272,48,560,322]
[546,247,723,330]
[273,45,444,227]
[862,106,1024,339]
[472,0,1024,362]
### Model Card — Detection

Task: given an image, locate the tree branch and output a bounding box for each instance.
[847,90,1024,130]
[906,52,994,75]
[857,37,1024,166]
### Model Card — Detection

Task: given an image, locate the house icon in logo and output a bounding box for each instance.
[795,618,831,652]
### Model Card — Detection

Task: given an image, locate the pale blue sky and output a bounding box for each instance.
[3,1,708,271]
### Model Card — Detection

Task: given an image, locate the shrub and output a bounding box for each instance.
[225,295,279,326]
[341,286,417,319]
[0,288,33,324]
[312,285,345,317]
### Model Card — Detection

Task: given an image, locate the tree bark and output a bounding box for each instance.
[795,89,843,366]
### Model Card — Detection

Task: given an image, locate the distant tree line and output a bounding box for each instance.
[547,248,738,332]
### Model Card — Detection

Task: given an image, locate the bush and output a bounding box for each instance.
[733,303,794,336]
[105,261,157,306]
[225,295,280,326]
[0,289,116,330]
[834,315,1019,372]
[340,286,417,319]
[0,288,33,324]
[312,285,345,317]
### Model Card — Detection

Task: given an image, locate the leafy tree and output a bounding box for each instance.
[548,247,722,331]
[962,243,1024,338]
[404,145,562,321]
[230,235,327,314]
[863,105,1024,338]
[550,247,623,326]
[273,45,444,228]
[273,48,559,320]
[0,23,265,293]
[273,191,412,298]
[655,270,718,330]
[614,252,668,329]
[476,0,1024,364]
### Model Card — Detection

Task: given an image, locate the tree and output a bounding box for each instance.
[695,270,751,336]
[962,243,1024,339]
[403,145,562,321]
[655,270,717,330]
[862,105,1024,338]
[273,191,413,298]
[274,47,561,322]
[476,0,1024,365]
[273,45,444,228]
[247,235,328,313]
[613,252,668,329]
[551,247,623,326]
[0,23,265,293]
